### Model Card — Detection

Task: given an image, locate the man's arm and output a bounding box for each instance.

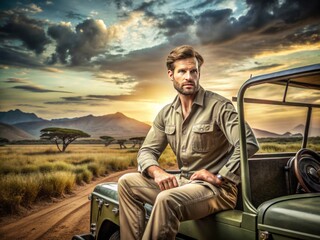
[216,101,259,184]
[137,108,179,191]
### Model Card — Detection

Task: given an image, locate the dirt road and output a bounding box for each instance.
[0,168,136,240]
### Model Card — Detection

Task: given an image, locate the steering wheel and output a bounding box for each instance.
[294,148,320,193]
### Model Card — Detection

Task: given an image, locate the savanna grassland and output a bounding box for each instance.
[0,138,319,215]
[258,137,320,153]
[0,144,176,215]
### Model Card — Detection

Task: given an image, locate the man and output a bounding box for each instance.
[118,45,259,240]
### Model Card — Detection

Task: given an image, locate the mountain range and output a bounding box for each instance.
[0,109,319,141]
[0,109,150,140]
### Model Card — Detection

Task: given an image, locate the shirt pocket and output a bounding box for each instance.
[192,123,215,153]
[165,125,176,151]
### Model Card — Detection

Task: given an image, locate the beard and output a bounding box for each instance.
[173,78,199,96]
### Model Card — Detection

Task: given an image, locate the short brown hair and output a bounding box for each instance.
[166,45,204,71]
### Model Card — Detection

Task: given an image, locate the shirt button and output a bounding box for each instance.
[200,128,204,132]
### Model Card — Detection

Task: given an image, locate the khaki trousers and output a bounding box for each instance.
[118,172,237,240]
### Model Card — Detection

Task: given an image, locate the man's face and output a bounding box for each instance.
[168,57,200,96]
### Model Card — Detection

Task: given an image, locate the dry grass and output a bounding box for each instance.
[258,137,320,153]
[0,144,176,214]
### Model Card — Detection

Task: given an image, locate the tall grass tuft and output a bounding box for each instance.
[0,175,26,213]
[74,166,93,184]
[20,165,38,174]
[39,163,54,173]
[39,172,76,198]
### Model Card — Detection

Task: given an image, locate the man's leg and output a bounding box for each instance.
[142,181,237,240]
[118,172,161,240]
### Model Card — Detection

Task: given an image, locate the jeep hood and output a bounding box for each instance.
[93,182,119,202]
[257,193,320,238]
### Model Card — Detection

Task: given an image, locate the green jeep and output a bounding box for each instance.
[73,64,320,240]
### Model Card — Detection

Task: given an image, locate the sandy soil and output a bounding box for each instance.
[0,168,137,240]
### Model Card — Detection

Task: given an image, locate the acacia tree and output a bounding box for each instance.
[40,127,90,152]
[0,137,9,146]
[129,137,145,148]
[117,139,127,149]
[100,136,115,147]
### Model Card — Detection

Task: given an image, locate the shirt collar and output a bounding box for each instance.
[171,86,205,110]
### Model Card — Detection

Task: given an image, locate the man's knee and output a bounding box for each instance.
[155,190,178,208]
[118,172,140,189]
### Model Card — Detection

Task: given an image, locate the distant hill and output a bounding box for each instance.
[0,122,35,141]
[13,112,151,139]
[252,128,303,138]
[0,109,44,124]
[290,124,320,137]
[252,128,280,138]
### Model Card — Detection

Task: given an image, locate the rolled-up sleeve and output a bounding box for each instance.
[217,102,259,184]
[137,111,168,176]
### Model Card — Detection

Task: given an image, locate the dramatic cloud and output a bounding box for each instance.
[47,19,118,65]
[195,0,320,45]
[196,8,235,44]
[158,11,194,37]
[0,47,45,68]
[65,10,86,20]
[0,7,50,54]
[13,85,72,93]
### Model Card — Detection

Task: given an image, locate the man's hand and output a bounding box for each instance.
[190,169,222,186]
[147,166,178,191]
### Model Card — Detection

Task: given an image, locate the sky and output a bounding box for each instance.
[0,0,319,133]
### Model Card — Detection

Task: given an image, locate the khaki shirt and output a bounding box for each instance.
[138,86,259,185]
